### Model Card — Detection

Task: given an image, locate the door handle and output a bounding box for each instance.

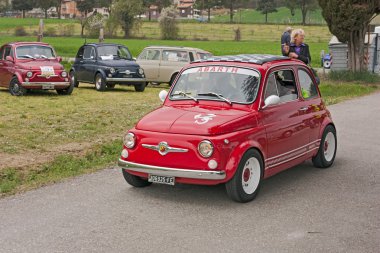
[299,107,308,112]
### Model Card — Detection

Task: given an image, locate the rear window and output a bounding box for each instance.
[170,66,261,104]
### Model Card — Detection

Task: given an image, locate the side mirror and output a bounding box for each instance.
[57,56,62,62]
[159,90,168,102]
[6,56,14,62]
[262,95,280,109]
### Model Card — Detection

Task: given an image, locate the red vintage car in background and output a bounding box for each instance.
[0,42,72,96]
[118,54,337,203]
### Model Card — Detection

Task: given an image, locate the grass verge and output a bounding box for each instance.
[328,71,380,84]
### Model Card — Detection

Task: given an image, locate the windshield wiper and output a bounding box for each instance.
[197,92,232,105]
[19,55,35,59]
[172,91,198,102]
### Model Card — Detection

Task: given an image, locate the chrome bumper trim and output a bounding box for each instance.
[106,78,146,82]
[21,82,70,87]
[118,159,226,180]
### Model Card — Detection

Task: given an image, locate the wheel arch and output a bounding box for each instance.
[94,69,106,83]
[13,73,23,84]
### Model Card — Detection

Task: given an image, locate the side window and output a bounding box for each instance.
[162,50,189,62]
[264,69,298,103]
[83,46,95,60]
[137,49,160,60]
[189,52,194,62]
[76,47,84,59]
[0,47,4,60]
[4,47,13,59]
[298,69,318,99]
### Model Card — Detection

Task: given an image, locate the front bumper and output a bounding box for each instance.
[106,77,146,83]
[21,81,70,88]
[118,159,226,180]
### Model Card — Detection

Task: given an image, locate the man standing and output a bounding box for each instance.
[281,27,292,56]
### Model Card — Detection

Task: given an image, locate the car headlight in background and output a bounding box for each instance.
[109,67,116,74]
[198,140,214,158]
[138,68,144,75]
[124,132,136,149]
[26,71,33,78]
[61,71,67,78]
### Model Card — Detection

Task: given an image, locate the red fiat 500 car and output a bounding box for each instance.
[118,54,337,203]
[0,42,72,96]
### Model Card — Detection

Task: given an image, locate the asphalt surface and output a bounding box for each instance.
[1,92,380,253]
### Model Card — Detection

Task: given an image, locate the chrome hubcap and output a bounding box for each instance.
[241,157,261,195]
[324,132,336,162]
[96,77,102,89]
[13,83,20,92]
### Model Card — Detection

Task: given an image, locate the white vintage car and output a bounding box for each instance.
[136,46,212,86]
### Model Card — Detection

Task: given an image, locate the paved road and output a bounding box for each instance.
[1,93,380,253]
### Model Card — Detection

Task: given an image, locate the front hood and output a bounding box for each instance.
[99,60,140,68]
[17,61,63,71]
[136,105,258,136]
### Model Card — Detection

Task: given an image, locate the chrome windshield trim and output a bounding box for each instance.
[118,159,226,180]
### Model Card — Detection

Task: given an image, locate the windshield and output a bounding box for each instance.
[16,45,55,59]
[97,45,132,60]
[170,66,261,104]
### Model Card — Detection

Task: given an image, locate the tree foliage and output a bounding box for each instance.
[319,0,380,71]
[12,0,34,18]
[158,6,179,40]
[194,0,220,22]
[35,0,55,19]
[285,0,319,25]
[111,0,143,38]
[257,0,278,23]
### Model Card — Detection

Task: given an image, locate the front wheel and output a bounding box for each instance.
[122,169,152,187]
[56,82,74,95]
[225,149,263,203]
[134,82,146,92]
[70,71,79,87]
[9,77,27,96]
[95,73,106,91]
[312,125,337,168]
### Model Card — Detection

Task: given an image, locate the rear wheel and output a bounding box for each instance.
[225,149,263,203]
[70,71,79,87]
[134,82,146,92]
[9,77,27,96]
[122,169,152,187]
[95,73,106,91]
[312,125,337,168]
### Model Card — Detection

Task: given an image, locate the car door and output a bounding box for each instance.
[75,46,85,81]
[159,50,189,82]
[296,67,324,144]
[137,49,160,81]
[82,46,97,82]
[0,46,15,87]
[260,67,311,173]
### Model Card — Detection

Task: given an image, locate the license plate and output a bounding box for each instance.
[42,84,54,90]
[148,175,175,185]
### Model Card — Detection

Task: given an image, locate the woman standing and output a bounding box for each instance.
[283,29,311,65]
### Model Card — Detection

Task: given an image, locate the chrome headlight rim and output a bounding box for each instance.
[124,132,136,149]
[109,67,116,74]
[138,68,144,75]
[61,71,67,78]
[26,71,33,78]
[198,140,214,158]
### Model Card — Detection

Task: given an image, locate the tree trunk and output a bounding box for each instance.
[265,12,268,23]
[45,9,48,19]
[148,10,151,21]
[22,10,25,18]
[229,2,233,23]
[208,7,211,22]
[348,29,366,72]
[301,9,307,25]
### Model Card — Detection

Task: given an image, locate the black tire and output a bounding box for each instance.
[122,169,152,187]
[134,82,146,92]
[70,71,79,87]
[225,149,263,203]
[9,77,27,96]
[312,125,337,169]
[169,73,177,87]
[95,73,107,91]
[107,84,116,89]
[56,81,74,95]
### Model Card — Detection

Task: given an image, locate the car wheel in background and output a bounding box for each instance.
[9,77,27,96]
[312,125,337,168]
[70,71,79,87]
[95,73,107,91]
[122,169,152,187]
[134,82,146,92]
[56,82,74,95]
[225,149,263,203]
[323,60,331,69]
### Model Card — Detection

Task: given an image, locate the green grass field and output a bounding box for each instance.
[213,7,326,24]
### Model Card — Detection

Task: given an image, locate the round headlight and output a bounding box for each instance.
[109,68,116,74]
[26,71,33,78]
[138,68,144,75]
[61,71,67,78]
[198,140,214,158]
[124,132,136,149]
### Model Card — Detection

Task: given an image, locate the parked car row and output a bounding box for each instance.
[0,41,212,96]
